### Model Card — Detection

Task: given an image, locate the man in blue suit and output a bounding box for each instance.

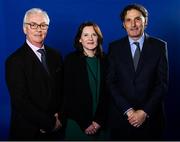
[5,8,64,140]
[107,4,168,140]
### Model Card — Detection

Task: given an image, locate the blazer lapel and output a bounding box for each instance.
[23,43,50,76]
[135,34,150,75]
[24,43,41,63]
[121,37,136,74]
[44,46,53,76]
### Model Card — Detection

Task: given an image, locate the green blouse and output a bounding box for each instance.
[86,56,100,115]
[65,57,104,140]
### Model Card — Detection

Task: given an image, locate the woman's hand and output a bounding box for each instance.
[84,121,101,135]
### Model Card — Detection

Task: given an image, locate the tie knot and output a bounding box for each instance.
[37,49,46,55]
[133,42,140,47]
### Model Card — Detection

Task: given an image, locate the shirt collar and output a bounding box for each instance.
[26,39,45,53]
[128,33,145,50]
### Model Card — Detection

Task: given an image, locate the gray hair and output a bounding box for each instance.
[23,8,50,28]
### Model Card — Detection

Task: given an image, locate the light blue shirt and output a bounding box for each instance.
[128,33,145,58]
[26,39,45,62]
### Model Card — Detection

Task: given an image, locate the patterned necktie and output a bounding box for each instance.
[37,49,49,73]
[133,42,141,71]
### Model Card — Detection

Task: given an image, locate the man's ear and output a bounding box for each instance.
[145,18,148,26]
[23,26,27,34]
[123,22,126,29]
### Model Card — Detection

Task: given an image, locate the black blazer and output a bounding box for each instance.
[62,51,108,130]
[5,42,63,140]
[107,34,168,131]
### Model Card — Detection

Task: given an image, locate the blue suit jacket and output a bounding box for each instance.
[107,34,168,132]
[5,42,63,140]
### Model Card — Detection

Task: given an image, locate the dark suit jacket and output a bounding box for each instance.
[107,34,168,136]
[62,51,108,130]
[5,42,63,140]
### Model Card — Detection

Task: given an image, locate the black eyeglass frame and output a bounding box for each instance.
[25,22,49,30]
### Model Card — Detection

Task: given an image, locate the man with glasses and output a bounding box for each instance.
[5,8,64,140]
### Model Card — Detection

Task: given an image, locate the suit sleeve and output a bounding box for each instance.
[106,44,132,113]
[143,42,169,115]
[5,57,55,131]
[61,55,74,118]
[55,52,64,112]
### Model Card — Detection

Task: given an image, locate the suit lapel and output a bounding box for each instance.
[135,34,150,75]
[23,43,50,76]
[23,43,41,64]
[121,37,136,74]
[44,46,52,76]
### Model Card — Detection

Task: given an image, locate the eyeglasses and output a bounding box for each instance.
[25,22,49,30]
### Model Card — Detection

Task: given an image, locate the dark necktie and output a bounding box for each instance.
[133,42,141,71]
[37,49,49,73]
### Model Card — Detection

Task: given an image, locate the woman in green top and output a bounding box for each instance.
[63,21,108,140]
